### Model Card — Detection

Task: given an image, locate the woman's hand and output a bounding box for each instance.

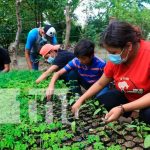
[105,106,123,123]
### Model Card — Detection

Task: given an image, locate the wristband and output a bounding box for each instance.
[118,104,125,114]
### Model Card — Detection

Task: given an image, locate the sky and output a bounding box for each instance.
[74,0,99,27]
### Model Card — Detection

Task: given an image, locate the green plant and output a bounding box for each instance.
[71,142,85,149]
[93,103,107,116]
[94,142,105,150]
[71,121,76,133]
[14,142,28,150]
[107,122,121,135]
[41,133,49,141]
[126,120,150,138]
[144,135,150,148]
[87,135,100,144]
[107,144,121,150]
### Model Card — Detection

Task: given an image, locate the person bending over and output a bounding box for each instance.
[46,39,108,100]
[36,44,74,83]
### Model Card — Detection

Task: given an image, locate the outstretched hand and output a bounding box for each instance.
[46,87,54,101]
[71,100,82,115]
[104,106,123,123]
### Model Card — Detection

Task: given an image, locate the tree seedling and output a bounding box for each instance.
[71,121,76,133]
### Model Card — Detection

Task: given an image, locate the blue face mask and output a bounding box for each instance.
[108,49,129,64]
[108,53,123,64]
[47,57,55,64]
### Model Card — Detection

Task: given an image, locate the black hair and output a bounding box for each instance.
[100,21,141,49]
[74,39,95,57]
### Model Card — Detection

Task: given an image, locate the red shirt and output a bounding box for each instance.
[104,40,150,102]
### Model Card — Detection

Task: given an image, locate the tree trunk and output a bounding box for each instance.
[64,5,71,50]
[11,0,22,69]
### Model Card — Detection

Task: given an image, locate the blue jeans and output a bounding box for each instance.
[97,89,150,124]
[30,53,39,70]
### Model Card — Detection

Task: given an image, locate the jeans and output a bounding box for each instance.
[30,53,39,70]
[97,89,150,124]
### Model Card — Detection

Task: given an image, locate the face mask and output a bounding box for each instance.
[47,57,55,64]
[108,49,129,64]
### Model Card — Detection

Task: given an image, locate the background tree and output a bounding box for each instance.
[64,0,80,49]
[81,0,150,43]
[0,0,150,51]
[10,0,22,68]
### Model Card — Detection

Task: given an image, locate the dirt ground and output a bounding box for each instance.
[10,55,50,71]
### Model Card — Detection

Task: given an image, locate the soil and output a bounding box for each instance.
[10,55,49,71]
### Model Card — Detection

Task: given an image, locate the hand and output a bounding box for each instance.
[71,100,82,115]
[35,79,39,84]
[104,106,123,123]
[46,87,54,101]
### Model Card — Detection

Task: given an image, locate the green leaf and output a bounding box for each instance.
[71,121,76,133]
[144,135,150,148]
[94,101,99,106]
[143,127,150,131]
[41,133,50,141]
[93,108,101,116]
[69,98,75,105]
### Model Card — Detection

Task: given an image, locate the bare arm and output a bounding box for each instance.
[72,74,113,113]
[105,93,150,123]
[25,50,32,69]
[36,65,59,83]
[2,64,10,72]
[124,93,150,111]
[46,68,67,100]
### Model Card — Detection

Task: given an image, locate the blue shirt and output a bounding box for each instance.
[64,56,106,83]
[25,28,39,51]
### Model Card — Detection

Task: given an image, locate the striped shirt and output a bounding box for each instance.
[64,56,106,84]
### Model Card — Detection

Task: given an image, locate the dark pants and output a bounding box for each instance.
[30,53,39,70]
[97,89,150,124]
[67,70,109,96]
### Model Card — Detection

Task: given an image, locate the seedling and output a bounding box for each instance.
[144,135,150,148]
[107,144,121,150]
[125,120,150,138]
[94,142,105,150]
[71,121,76,133]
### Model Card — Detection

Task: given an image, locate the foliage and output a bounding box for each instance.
[126,120,150,138]
[107,144,121,150]
[0,0,81,48]
[81,0,150,43]
[71,121,76,133]
[0,70,67,149]
[87,135,100,144]
[1,0,150,49]
[144,135,150,148]
[94,142,105,150]
[0,70,150,149]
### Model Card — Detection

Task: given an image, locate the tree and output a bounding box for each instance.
[64,5,71,49]
[81,0,150,43]
[10,0,22,68]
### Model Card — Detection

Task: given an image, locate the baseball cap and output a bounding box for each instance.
[44,25,56,37]
[40,44,60,57]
